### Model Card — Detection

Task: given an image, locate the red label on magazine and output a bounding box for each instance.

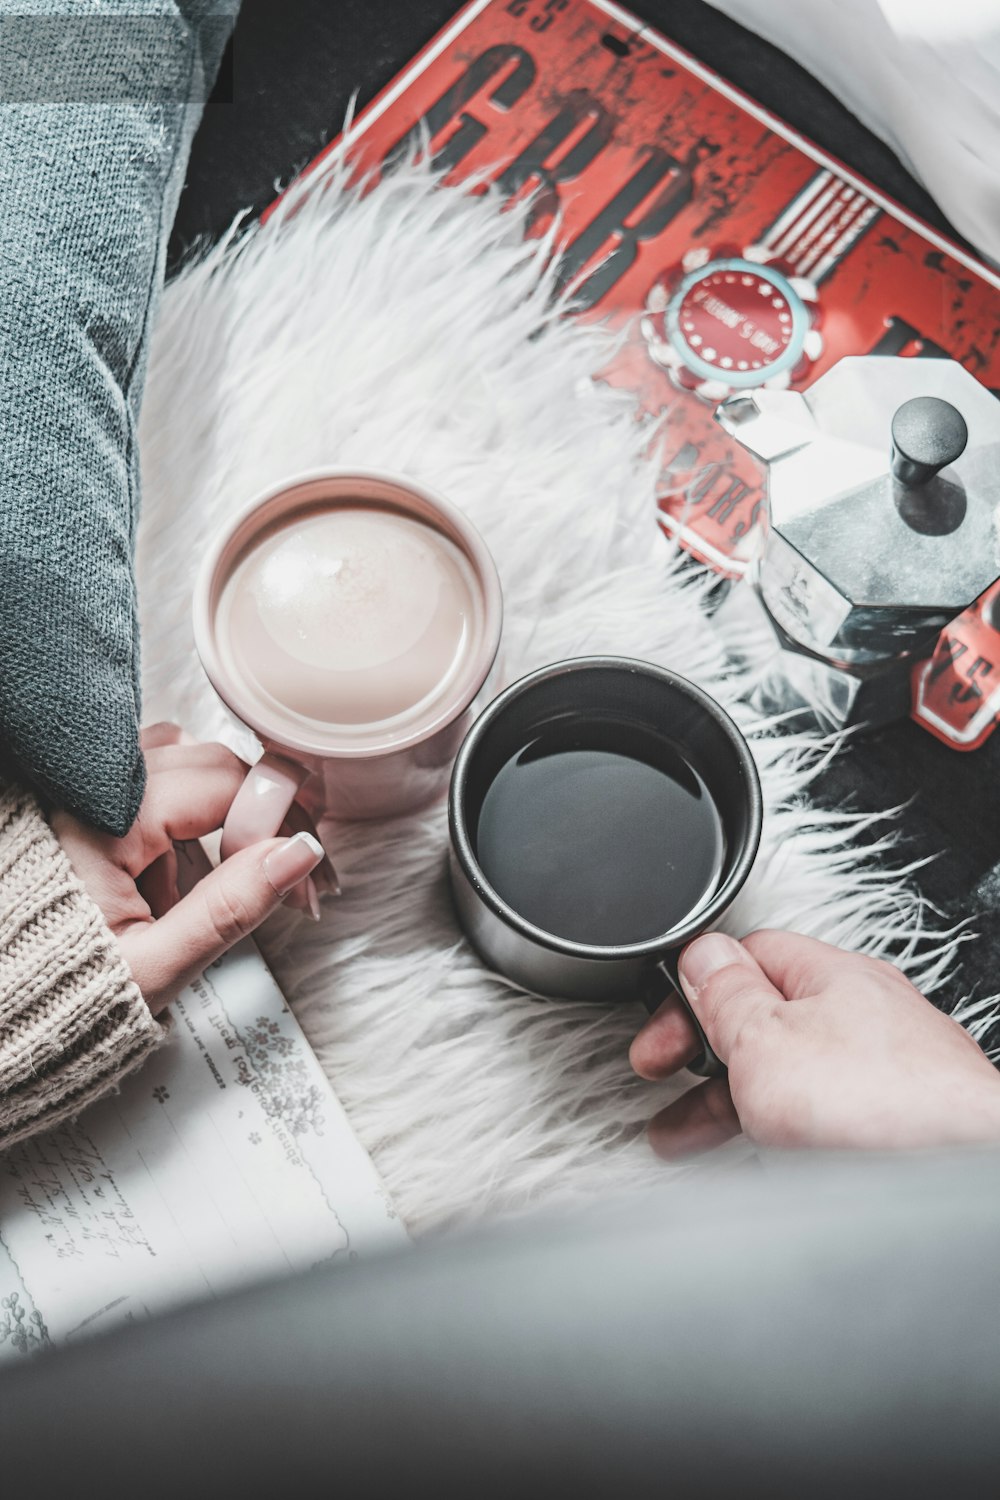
[281,0,1000,748]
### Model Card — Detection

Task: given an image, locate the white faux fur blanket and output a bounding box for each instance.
[137,159,973,1234]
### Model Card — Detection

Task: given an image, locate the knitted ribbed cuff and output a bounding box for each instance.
[0,784,165,1152]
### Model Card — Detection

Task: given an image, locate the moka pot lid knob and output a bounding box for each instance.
[890,395,969,489]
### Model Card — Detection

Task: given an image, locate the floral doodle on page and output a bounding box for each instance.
[241,1016,328,1139]
[0,1292,50,1358]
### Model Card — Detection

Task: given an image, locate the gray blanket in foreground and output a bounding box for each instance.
[0,2,236,833]
[2,1149,999,1496]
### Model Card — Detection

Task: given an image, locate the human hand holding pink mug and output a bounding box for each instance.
[192,470,503,891]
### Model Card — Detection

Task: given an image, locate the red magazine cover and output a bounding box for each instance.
[274,0,1000,750]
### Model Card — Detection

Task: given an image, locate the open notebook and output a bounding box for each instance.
[0,841,406,1363]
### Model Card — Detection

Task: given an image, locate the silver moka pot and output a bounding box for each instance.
[715,356,1000,731]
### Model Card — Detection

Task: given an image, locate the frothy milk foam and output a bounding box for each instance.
[215,505,483,746]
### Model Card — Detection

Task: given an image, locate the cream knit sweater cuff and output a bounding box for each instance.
[0,784,165,1152]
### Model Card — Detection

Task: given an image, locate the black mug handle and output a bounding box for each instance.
[645,952,727,1079]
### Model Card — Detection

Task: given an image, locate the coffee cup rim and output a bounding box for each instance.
[448,656,763,961]
[193,467,504,760]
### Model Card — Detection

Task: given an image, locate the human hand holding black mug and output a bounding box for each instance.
[632,929,1000,1155]
[448,657,762,1075]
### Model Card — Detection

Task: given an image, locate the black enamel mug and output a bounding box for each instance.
[448,657,763,1077]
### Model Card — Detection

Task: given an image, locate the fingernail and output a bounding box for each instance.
[306,877,321,922]
[265,832,325,896]
[679,933,747,995]
[283,881,309,914]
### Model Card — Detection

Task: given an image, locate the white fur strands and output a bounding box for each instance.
[138,159,974,1234]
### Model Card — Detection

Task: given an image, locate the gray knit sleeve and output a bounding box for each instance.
[0,785,165,1152]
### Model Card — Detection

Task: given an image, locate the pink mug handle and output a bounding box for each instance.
[220,752,310,860]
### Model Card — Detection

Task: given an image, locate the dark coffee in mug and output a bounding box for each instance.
[449,658,762,1074]
[473,714,726,946]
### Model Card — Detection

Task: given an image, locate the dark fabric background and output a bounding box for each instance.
[170,0,1000,1018]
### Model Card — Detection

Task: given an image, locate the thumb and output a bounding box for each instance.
[124,832,325,1009]
[677,933,786,1067]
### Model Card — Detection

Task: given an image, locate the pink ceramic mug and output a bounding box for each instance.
[192,469,503,860]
